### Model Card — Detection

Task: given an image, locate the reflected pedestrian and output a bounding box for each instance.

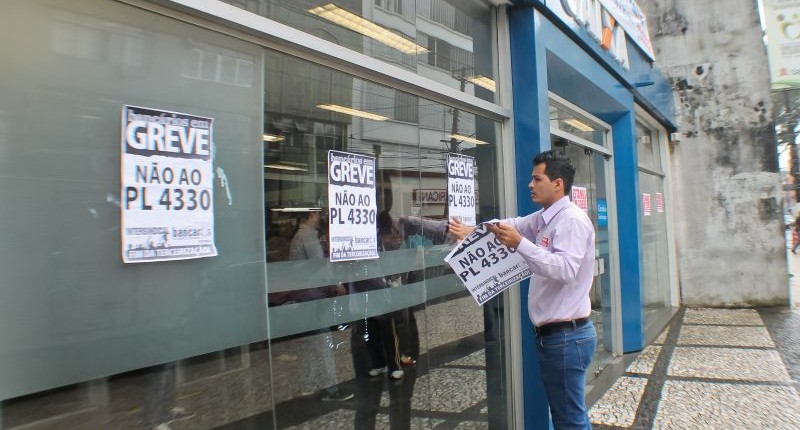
[289,210,353,401]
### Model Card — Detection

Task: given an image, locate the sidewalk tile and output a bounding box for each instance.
[683,308,764,326]
[652,381,800,430]
[668,347,790,382]
[589,376,647,427]
[625,345,661,375]
[677,325,775,348]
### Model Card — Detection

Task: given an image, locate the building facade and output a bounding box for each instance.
[0,0,676,429]
[639,0,786,308]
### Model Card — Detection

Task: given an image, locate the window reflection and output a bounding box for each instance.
[218,0,498,102]
[263,49,506,428]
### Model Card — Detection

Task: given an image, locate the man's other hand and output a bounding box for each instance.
[486,223,523,249]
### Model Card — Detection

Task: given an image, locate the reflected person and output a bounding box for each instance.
[289,210,353,402]
[350,212,420,430]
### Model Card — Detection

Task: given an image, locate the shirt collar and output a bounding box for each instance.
[541,195,570,226]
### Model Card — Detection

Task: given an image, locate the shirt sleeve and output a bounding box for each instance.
[515,216,592,283]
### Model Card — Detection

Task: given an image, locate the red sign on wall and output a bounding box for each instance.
[571,186,588,212]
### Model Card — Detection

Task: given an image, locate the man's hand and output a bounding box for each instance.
[448,217,475,240]
[486,223,523,249]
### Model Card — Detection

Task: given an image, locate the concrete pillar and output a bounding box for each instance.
[641,0,789,306]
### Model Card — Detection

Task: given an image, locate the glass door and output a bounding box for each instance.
[550,136,615,372]
[549,93,619,376]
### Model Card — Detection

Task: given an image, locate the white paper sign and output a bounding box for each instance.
[445,223,532,305]
[447,153,476,226]
[328,150,378,262]
[642,193,651,216]
[121,105,217,263]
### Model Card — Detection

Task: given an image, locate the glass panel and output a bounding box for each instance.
[635,120,661,171]
[217,0,498,103]
[638,172,671,323]
[262,51,507,427]
[1,0,268,428]
[551,134,614,374]
[549,100,607,147]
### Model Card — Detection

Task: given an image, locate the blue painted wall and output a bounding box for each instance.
[509,7,552,430]
[508,1,674,427]
[514,0,676,130]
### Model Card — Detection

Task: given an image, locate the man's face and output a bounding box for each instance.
[528,163,563,208]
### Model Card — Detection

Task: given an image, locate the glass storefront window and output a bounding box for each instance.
[635,119,672,328]
[218,0,498,103]
[635,120,661,170]
[0,0,508,428]
[263,49,507,429]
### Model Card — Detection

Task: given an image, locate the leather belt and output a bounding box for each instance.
[534,316,591,338]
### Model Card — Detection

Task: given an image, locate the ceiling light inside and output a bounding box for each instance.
[466,75,496,92]
[263,134,284,142]
[564,118,595,132]
[264,164,308,172]
[317,104,388,121]
[309,4,428,54]
[271,207,322,212]
[449,133,490,145]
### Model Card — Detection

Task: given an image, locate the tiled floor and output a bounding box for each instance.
[589,308,800,430]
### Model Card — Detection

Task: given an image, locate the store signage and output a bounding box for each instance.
[413,189,447,205]
[597,199,608,227]
[545,0,657,69]
[447,153,477,226]
[328,150,379,262]
[444,222,532,306]
[121,105,218,263]
[571,186,589,212]
[597,0,654,60]
[763,0,800,89]
[642,192,651,216]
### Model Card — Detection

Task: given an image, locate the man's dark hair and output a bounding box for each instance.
[533,150,576,194]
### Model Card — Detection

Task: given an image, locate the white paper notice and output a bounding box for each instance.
[328,150,379,262]
[642,193,652,217]
[447,153,476,226]
[121,105,218,263]
[444,223,532,305]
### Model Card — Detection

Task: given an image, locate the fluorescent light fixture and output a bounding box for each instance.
[271,207,322,212]
[264,164,308,172]
[466,75,496,92]
[317,104,388,121]
[564,118,595,132]
[263,133,284,142]
[309,4,428,54]
[449,133,490,145]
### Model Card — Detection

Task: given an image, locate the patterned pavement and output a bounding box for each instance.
[589,308,800,430]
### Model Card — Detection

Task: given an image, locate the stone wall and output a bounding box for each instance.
[640,0,788,306]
